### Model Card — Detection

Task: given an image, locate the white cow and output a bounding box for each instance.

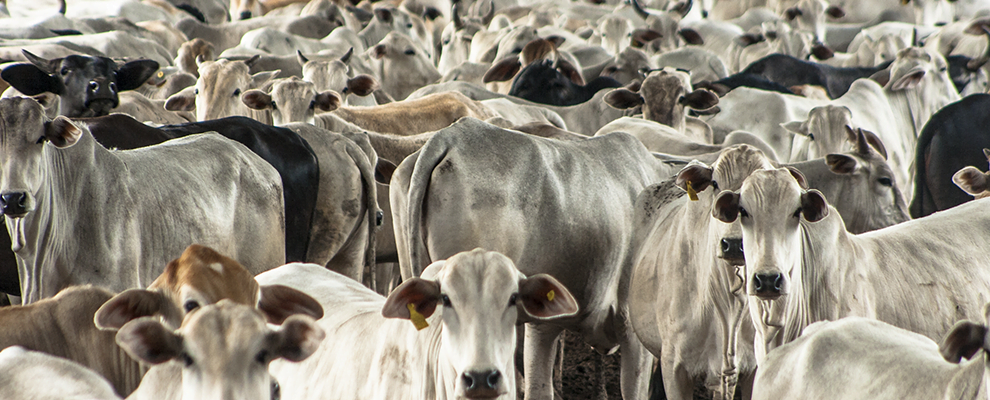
[0,346,119,400]
[0,97,285,303]
[255,249,579,400]
[752,316,990,400]
[712,167,990,361]
[119,300,324,400]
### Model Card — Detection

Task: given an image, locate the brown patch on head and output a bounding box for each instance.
[175,38,215,77]
[520,38,556,66]
[148,244,260,307]
[638,69,690,127]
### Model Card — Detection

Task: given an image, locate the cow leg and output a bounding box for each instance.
[619,329,650,400]
[737,370,755,400]
[524,323,563,400]
[660,345,694,400]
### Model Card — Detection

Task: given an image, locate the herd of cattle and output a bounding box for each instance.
[3,0,990,398]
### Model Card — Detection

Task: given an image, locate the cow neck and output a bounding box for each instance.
[778,206,852,345]
[20,130,127,302]
[940,352,986,399]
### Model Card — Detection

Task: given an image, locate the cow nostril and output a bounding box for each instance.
[239,10,252,19]
[109,82,116,92]
[773,273,784,291]
[376,210,384,226]
[88,81,99,91]
[461,373,476,390]
[721,239,730,253]
[486,370,501,388]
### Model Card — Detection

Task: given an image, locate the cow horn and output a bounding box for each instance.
[244,54,261,68]
[632,0,650,20]
[340,47,353,64]
[21,50,54,74]
[912,27,919,47]
[452,3,463,30]
[58,0,65,14]
[481,0,495,25]
[296,50,309,65]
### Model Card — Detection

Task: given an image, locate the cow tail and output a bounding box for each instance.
[347,143,378,283]
[403,142,448,278]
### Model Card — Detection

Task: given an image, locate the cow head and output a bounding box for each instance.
[116,301,324,400]
[242,77,340,126]
[299,49,380,103]
[952,148,990,199]
[229,0,263,20]
[600,47,652,86]
[438,3,486,75]
[165,57,279,122]
[174,38,216,78]
[371,32,441,101]
[596,16,636,56]
[0,98,82,221]
[782,105,854,160]
[1,51,159,118]
[902,0,954,27]
[781,0,844,48]
[382,249,577,399]
[713,168,829,302]
[94,244,324,330]
[629,0,702,53]
[605,68,718,133]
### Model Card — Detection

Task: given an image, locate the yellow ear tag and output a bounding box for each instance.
[686,180,699,201]
[157,71,164,78]
[407,303,429,331]
[547,290,555,302]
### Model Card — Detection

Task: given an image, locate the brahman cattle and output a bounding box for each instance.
[119,300,324,400]
[1,51,158,117]
[953,149,990,199]
[751,316,990,400]
[0,97,284,303]
[255,248,578,400]
[0,346,119,400]
[712,167,990,361]
[391,117,684,400]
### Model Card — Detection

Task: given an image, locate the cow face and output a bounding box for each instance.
[0,52,159,118]
[242,78,340,126]
[117,301,324,400]
[606,68,718,132]
[0,98,83,219]
[782,0,844,46]
[229,0,263,20]
[597,17,635,56]
[165,58,279,122]
[372,32,441,101]
[382,249,577,399]
[783,105,853,160]
[713,168,828,302]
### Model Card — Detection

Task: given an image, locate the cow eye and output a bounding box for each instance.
[194,88,199,95]
[793,207,802,218]
[180,352,194,367]
[512,47,522,54]
[255,350,270,364]
[309,100,316,109]
[270,101,277,110]
[711,180,719,190]
[808,133,815,140]
[233,88,241,97]
[60,67,69,75]
[508,293,518,306]
[406,23,413,28]
[441,294,452,307]
[878,177,893,187]
[36,136,47,144]
[404,49,416,56]
[184,300,200,312]
[739,207,749,218]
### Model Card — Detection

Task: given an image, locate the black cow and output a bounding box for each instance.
[910,94,990,218]
[1,50,158,118]
[695,73,796,97]
[734,54,893,99]
[508,59,622,106]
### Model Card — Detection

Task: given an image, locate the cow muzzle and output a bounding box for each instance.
[461,369,504,399]
[750,271,785,300]
[239,10,252,19]
[719,238,745,265]
[0,192,30,217]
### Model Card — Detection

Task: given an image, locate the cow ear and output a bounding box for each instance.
[374,7,393,24]
[339,47,354,64]
[631,28,662,47]
[258,284,324,325]
[940,320,988,363]
[889,69,925,91]
[678,28,704,45]
[165,91,196,112]
[346,74,379,96]
[604,88,645,109]
[858,128,888,160]
[546,35,566,49]
[116,318,184,365]
[825,154,859,175]
[95,288,178,330]
[679,89,718,110]
[736,33,764,47]
[482,56,521,83]
[784,7,802,20]
[676,162,714,194]
[266,314,325,362]
[952,166,990,196]
[826,5,845,18]
[781,120,810,137]
[1,64,63,95]
[44,116,82,148]
[314,91,340,112]
[241,89,273,110]
[375,158,397,184]
[373,44,388,60]
[869,67,891,86]
[382,277,441,323]
[556,58,585,86]
[517,274,578,322]
[250,70,279,89]
[800,189,828,222]
[116,60,160,92]
[786,166,809,189]
[243,54,261,68]
[712,191,740,223]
